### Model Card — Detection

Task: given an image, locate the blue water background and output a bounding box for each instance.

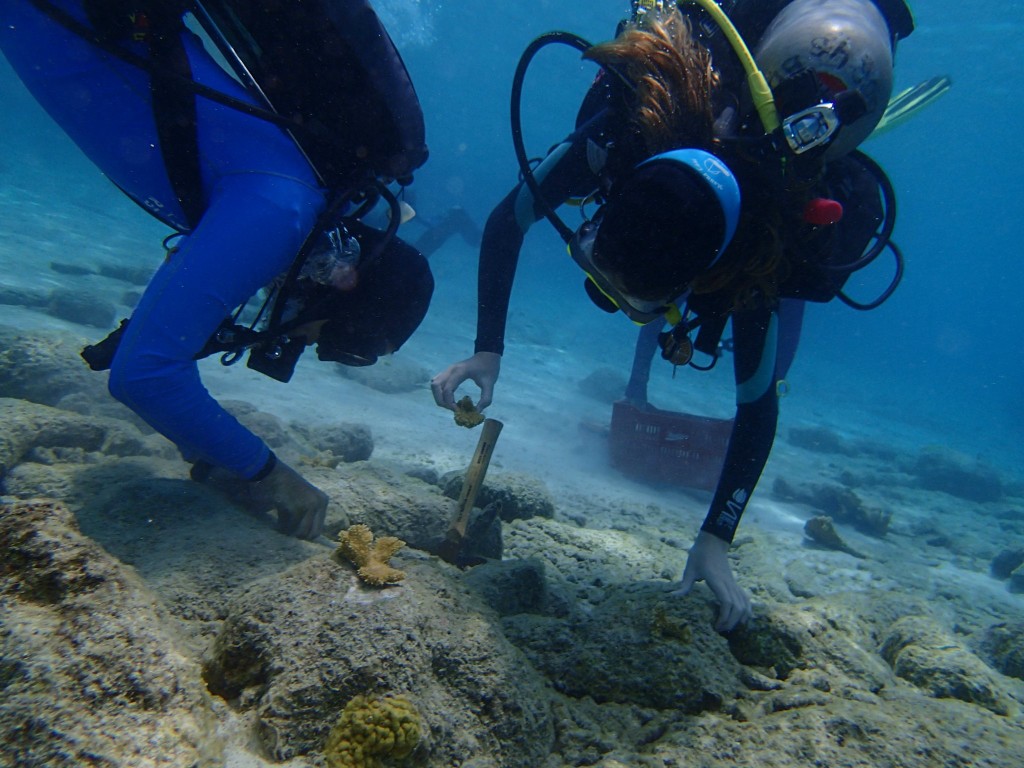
[1,0,1021,474]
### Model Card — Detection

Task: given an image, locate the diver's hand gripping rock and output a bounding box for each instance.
[431,351,501,411]
[251,459,328,540]
[674,530,753,632]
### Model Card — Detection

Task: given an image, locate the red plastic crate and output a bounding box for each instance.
[609,400,733,491]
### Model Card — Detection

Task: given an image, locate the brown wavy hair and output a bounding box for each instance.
[690,208,786,309]
[586,10,803,310]
[583,9,717,155]
[690,168,825,309]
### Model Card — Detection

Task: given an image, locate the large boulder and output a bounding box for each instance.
[0,326,107,406]
[880,615,1019,715]
[503,580,741,712]
[203,551,554,766]
[325,461,457,550]
[0,398,159,481]
[0,499,222,767]
[981,622,1024,681]
[442,471,556,523]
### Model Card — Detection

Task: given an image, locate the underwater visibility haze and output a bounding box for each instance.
[1,1,1022,766]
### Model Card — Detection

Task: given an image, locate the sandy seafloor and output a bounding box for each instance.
[2,33,1024,768]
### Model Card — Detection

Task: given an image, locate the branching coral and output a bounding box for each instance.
[453,395,485,428]
[337,524,406,586]
[323,693,421,768]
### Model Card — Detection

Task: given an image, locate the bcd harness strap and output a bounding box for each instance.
[33,0,216,229]
[144,14,205,229]
[33,0,411,371]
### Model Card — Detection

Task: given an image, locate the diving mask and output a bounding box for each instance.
[570,220,670,325]
[569,148,740,328]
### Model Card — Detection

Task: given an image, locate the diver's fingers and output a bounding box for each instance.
[715,585,752,633]
[676,565,697,596]
[294,501,326,541]
[716,599,740,633]
[476,381,493,411]
[429,377,444,407]
[430,373,457,410]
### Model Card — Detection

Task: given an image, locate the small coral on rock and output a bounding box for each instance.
[324,693,421,768]
[337,524,406,586]
[804,516,866,559]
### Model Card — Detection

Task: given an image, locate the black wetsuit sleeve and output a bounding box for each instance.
[697,157,885,542]
[474,193,527,355]
[700,307,780,542]
[474,115,612,355]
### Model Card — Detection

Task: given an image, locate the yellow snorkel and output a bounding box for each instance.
[683,0,781,133]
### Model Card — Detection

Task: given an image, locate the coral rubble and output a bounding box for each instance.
[803,516,866,559]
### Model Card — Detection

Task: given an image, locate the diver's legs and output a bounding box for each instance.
[776,298,805,380]
[413,206,483,257]
[624,320,664,406]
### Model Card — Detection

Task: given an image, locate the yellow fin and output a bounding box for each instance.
[872,75,952,136]
[386,200,417,224]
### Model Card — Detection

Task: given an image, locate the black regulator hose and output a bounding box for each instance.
[266,189,356,333]
[510,31,595,244]
[832,150,905,310]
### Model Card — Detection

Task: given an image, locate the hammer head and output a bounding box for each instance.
[428,501,503,567]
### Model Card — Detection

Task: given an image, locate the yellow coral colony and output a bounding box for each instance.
[324,693,422,768]
[337,524,406,586]
[453,395,485,428]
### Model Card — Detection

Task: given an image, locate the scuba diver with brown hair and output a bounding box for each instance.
[432,0,916,630]
[0,0,433,539]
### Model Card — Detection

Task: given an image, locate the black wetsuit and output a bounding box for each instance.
[473,93,884,543]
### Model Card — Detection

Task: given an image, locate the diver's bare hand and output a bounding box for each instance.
[431,351,501,411]
[674,530,753,632]
[250,459,328,540]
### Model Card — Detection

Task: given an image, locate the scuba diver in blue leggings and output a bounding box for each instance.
[1,1,432,539]
[433,0,913,630]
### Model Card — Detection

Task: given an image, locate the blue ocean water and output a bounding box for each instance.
[2,0,1015,473]
[1,0,1019,471]
[391,0,1024,470]
[1,3,1022,765]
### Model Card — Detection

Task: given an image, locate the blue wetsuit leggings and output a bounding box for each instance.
[625,298,805,404]
[0,1,327,477]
